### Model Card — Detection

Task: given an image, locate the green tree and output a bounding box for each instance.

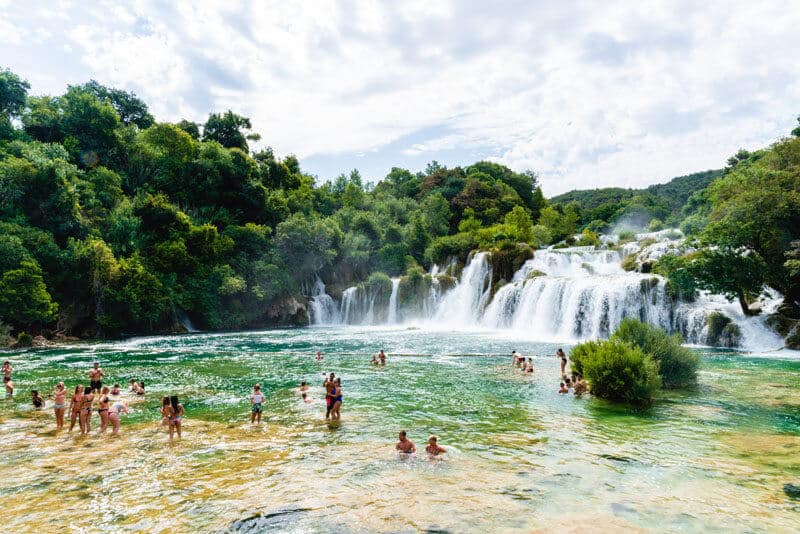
[0,68,30,117]
[0,260,58,329]
[202,110,258,151]
[74,80,154,128]
[504,205,533,242]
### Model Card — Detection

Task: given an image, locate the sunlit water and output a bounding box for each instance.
[1,327,799,532]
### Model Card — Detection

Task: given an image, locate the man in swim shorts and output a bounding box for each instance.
[396,430,416,453]
[425,435,447,456]
[89,361,104,392]
[2,361,12,384]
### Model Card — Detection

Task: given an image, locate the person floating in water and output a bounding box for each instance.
[558,382,569,394]
[378,350,387,365]
[396,430,416,454]
[426,435,447,457]
[250,384,265,424]
[68,385,83,433]
[31,389,45,409]
[89,361,104,393]
[301,392,314,403]
[53,382,67,430]
[110,383,122,396]
[556,348,568,377]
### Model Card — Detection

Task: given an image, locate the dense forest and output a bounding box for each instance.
[1,68,799,344]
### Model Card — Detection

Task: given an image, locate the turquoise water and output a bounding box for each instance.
[1,327,799,532]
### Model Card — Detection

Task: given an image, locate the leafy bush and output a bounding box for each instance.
[621,253,638,272]
[578,338,661,406]
[16,331,33,346]
[613,318,698,388]
[568,339,601,376]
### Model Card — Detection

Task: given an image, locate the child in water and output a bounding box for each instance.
[558,382,569,394]
[250,384,265,424]
[31,390,45,409]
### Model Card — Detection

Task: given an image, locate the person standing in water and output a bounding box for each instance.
[2,360,12,384]
[4,378,13,398]
[330,378,342,420]
[250,384,265,424]
[169,395,184,442]
[89,362,104,393]
[425,435,447,457]
[68,385,83,432]
[396,430,416,454]
[108,399,129,435]
[378,350,387,365]
[80,384,95,435]
[556,348,568,378]
[97,386,111,433]
[53,382,67,429]
[315,351,324,361]
[324,373,335,419]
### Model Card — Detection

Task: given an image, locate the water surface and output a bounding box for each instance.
[1,327,799,532]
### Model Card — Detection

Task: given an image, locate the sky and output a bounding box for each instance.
[1,0,799,196]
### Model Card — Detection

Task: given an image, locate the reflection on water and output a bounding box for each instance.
[1,326,799,532]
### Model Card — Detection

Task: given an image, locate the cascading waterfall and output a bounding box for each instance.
[308,276,340,325]
[308,233,784,349]
[387,278,401,324]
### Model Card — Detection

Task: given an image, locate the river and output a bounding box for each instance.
[1,327,799,531]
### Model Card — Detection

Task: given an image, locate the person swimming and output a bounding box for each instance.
[565,378,574,394]
[110,383,121,396]
[315,351,324,361]
[31,389,45,409]
[396,430,416,454]
[301,392,314,403]
[370,355,379,365]
[425,435,447,457]
[53,382,67,429]
[558,382,569,394]
[299,381,309,393]
[135,381,145,395]
[250,384,265,424]
[129,378,137,391]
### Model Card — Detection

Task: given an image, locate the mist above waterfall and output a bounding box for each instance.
[308,232,784,350]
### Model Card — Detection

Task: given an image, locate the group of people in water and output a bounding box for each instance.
[511,348,589,396]
[5,346,585,449]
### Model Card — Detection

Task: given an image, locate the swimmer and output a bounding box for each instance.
[556,348,568,376]
[68,385,83,432]
[89,361,104,393]
[315,351,324,361]
[565,378,574,394]
[169,395,184,442]
[301,392,314,403]
[370,355,378,365]
[110,383,121,396]
[53,382,67,429]
[80,384,95,434]
[129,378,137,391]
[97,386,111,433]
[425,435,447,457]
[135,381,145,396]
[396,430,416,454]
[573,375,589,396]
[109,399,129,435]
[250,384,265,424]
[558,382,569,394]
[378,350,386,365]
[31,389,45,409]
[299,381,309,393]
[525,357,534,373]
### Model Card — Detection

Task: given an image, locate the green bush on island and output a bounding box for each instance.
[578,337,661,406]
[613,318,699,388]
[621,253,638,272]
[706,311,742,347]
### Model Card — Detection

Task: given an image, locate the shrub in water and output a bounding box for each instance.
[578,338,661,406]
[613,318,698,388]
[567,339,601,376]
[16,332,33,346]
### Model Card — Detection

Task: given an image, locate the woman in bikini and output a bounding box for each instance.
[169,395,185,442]
[97,386,111,433]
[331,378,343,420]
[53,382,67,429]
[79,385,95,435]
[108,399,129,435]
[556,348,568,377]
[68,385,83,433]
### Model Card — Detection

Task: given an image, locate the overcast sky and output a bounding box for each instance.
[2,1,799,195]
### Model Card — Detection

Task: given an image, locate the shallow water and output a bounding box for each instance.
[1,327,799,532]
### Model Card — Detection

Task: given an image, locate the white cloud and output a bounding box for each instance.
[1,0,799,194]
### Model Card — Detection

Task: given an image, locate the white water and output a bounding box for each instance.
[308,276,341,325]
[387,278,401,324]
[309,234,785,349]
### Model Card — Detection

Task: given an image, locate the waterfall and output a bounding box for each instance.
[308,276,340,325]
[387,278,401,324]
[433,252,493,327]
[307,232,784,349]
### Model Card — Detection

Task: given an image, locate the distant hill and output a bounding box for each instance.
[549,169,722,227]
